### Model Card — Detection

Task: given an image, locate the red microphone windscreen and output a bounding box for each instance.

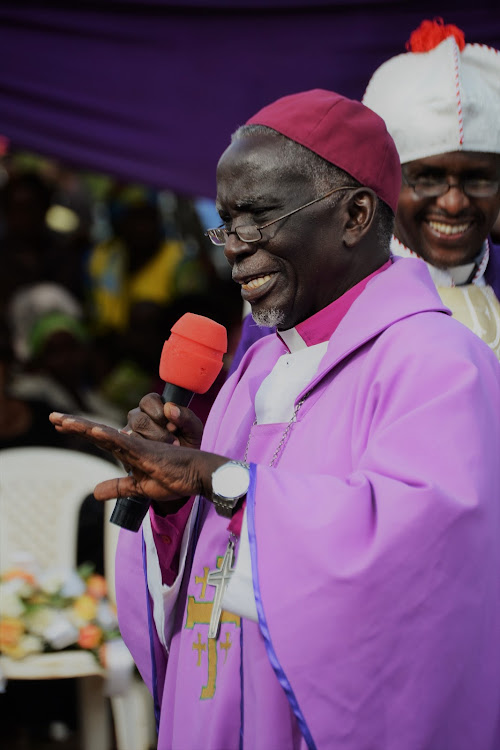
[159,313,227,394]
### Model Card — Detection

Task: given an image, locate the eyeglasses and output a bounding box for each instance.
[205,186,354,246]
[403,174,499,199]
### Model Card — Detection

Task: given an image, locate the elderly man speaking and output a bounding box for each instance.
[51,90,500,750]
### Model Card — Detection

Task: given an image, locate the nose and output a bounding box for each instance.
[435,182,471,215]
[223,232,257,265]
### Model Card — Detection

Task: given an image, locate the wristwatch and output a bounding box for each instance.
[211,461,250,518]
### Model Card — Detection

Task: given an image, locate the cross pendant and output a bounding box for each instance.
[207,538,235,639]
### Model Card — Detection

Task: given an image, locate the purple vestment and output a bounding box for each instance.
[116,257,500,749]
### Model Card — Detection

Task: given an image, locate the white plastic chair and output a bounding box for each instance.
[0,446,155,750]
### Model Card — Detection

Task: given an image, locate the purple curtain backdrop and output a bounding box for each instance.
[0,2,498,198]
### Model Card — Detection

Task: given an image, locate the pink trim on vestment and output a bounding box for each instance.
[291,260,391,347]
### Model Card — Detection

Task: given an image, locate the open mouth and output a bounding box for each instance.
[241,274,274,291]
[235,271,279,302]
[427,220,472,237]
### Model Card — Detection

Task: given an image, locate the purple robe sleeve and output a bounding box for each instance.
[115,527,167,702]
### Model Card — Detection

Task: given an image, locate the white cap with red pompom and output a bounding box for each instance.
[362,18,500,164]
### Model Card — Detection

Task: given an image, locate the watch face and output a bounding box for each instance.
[213,462,250,500]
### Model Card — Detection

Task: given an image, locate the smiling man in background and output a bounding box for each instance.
[363,17,500,358]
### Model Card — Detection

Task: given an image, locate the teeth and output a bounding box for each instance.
[428,221,470,236]
[242,274,273,290]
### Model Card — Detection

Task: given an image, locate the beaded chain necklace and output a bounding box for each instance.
[206,393,310,639]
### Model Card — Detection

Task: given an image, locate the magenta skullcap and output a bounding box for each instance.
[246,89,401,213]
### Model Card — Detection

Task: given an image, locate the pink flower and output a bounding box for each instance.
[86,574,107,600]
[78,624,103,650]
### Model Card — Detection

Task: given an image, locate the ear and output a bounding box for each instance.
[343,189,377,248]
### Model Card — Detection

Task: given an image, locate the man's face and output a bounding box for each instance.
[216,134,349,330]
[395,151,500,268]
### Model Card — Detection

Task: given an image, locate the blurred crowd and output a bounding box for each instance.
[0,155,243,748]
[0,155,244,455]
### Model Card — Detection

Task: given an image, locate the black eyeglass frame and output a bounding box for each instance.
[205,185,354,246]
[402,173,500,200]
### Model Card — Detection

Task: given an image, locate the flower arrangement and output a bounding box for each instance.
[0,562,120,666]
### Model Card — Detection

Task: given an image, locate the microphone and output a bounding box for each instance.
[109,312,227,531]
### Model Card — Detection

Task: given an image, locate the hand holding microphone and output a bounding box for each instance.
[109,312,227,530]
[126,396,203,451]
[49,313,227,530]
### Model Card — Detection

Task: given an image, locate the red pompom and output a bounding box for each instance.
[406,18,466,53]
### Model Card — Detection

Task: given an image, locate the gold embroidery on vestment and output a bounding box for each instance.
[438,285,500,360]
[185,555,241,699]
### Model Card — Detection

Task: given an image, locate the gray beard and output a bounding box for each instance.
[251,306,286,329]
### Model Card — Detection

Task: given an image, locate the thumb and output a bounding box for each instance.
[93,475,142,501]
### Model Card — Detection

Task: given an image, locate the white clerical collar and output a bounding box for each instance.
[390,236,489,288]
[278,327,308,352]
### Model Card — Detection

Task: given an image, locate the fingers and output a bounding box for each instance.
[93,476,142,501]
[126,394,174,442]
[164,403,204,448]
[126,407,170,442]
[89,428,148,466]
[122,394,203,449]
[138,393,167,423]
[50,412,143,463]
[49,412,106,436]
[94,475,188,506]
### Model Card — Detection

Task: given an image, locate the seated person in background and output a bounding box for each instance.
[0,323,62,450]
[0,171,56,317]
[86,187,212,335]
[52,89,500,750]
[7,282,124,426]
[230,18,500,369]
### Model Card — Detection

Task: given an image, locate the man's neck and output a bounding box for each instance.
[278,260,392,351]
[390,236,489,288]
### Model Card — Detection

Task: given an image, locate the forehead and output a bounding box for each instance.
[403,150,500,175]
[216,133,308,207]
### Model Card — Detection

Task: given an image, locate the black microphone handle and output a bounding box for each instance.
[109,383,194,531]
[160,382,194,408]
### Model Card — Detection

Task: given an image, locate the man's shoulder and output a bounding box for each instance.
[378,303,499,373]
